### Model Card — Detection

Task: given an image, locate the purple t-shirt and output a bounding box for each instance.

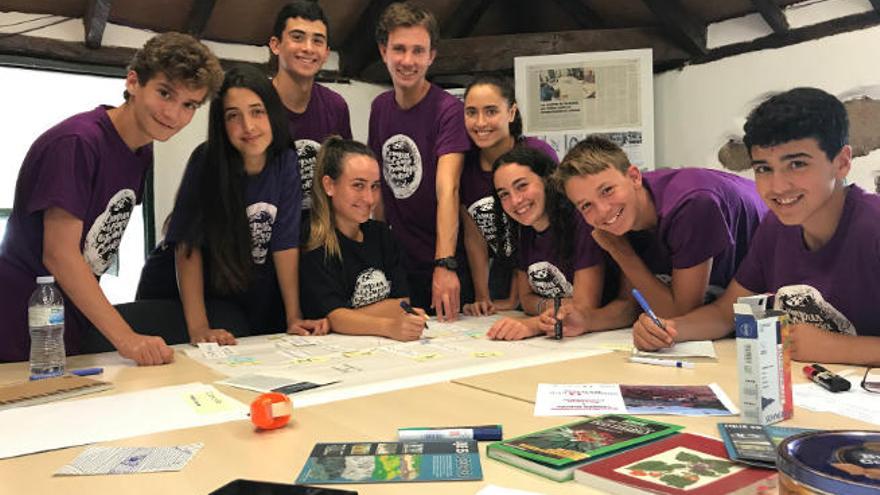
[735,185,880,336]
[167,144,302,262]
[368,84,471,271]
[517,211,601,298]
[460,137,558,257]
[592,168,766,294]
[0,106,151,362]
[284,83,352,210]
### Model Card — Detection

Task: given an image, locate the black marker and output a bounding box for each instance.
[400,300,428,329]
[553,296,562,340]
[803,364,851,393]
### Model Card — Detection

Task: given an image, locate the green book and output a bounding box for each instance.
[487,414,683,482]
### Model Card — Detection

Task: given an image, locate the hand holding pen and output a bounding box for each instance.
[394,300,429,342]
[631,289,678,351]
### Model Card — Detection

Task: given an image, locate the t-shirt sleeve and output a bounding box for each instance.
[733,217,773,293]
[434,97,471,158]
[164,144,206,244]
[664,194,734,270]
[300,247,350,317]
[269,150,302,251]
[530,138,559,163]
[379,222,409,298]
[25,135,97,220]
[572,215,605,270]
[337,97,353,140]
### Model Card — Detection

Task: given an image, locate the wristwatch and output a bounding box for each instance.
[433,256,459,271]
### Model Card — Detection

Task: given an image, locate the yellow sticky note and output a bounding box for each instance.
[473,351,503,358]
[186,390,235,414]
[414,353,441,362]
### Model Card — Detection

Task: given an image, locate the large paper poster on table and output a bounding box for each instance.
[515,49,654,170]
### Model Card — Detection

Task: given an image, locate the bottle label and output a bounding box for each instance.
[29,306,64,327]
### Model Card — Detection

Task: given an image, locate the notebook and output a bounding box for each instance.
[0,375,112,410]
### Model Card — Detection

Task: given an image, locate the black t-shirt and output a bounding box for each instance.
[300,220,409,319]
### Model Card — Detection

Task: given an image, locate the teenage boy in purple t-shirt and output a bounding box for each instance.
[544,137,767,337]
[633,87,880,366]
[368,2,471,321]
[269,1,352,216]
[0,33,223,365]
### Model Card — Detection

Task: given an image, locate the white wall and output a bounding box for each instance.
[654,5,880,192]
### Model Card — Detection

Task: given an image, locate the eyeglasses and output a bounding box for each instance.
[861,368,880,394]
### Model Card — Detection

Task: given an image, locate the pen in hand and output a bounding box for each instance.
[631,289,666,331]
[400,300,429,329]
[553,296,562,340]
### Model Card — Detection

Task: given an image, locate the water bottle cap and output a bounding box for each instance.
[36,276,55,284]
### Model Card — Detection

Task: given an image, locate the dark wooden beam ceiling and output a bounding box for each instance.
[552,0,605,29]
[185,0,217,38]
[441,0,494,39]
[641,0,707,55]
[870,0,880,14]
[83,0,112,49]
[338,0,396,78]
[751,0,789,33]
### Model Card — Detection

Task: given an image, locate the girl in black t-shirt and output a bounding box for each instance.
[301,136,428,341]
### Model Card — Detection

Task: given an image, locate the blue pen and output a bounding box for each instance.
[70,367,103,377]
[400,300,429,329]
[631,289,666,330]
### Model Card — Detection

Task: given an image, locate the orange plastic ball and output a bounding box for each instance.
[249,392,292,430]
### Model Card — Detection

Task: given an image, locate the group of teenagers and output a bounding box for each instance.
[1,1,878,371]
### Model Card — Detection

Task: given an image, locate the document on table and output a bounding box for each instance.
[55,443,204,476]
[795,372,880,425]
[632,340,717,359]
[533,383,738,417]
[0,383,248,459]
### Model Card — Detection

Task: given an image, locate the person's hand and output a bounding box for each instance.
[487,317,540,341]
[387,310,427,342]
[536,302,588,338]
[432,267,461,322]
[464,299,496,316]
[632,313,677,351]
[189,327,237,345]
[287,318,330,336]
[116,333,174,366]
[787,323,844,362]
[592,229,634,256]
[492,296,519,312]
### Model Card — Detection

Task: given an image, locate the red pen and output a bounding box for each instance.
[803,364,851,393]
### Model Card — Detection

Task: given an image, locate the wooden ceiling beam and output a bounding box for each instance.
[552,0,605,29]
[338,0,396,78]
[751,0,789,33]
[441,0,494,39]
[83,0,112,49]
[358,27,689,81]
[870,0,880,13]
[640,0,707,55]
[185,0,217,38]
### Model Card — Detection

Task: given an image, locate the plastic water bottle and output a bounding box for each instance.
[28,275,65,378]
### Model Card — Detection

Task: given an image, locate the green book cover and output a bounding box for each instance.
[489,414,683,468]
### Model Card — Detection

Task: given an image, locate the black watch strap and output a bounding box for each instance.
[433,256,458,271]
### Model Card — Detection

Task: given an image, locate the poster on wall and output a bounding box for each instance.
[514,49,654,170]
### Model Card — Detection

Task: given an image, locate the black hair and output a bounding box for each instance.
[464,73,523,140]
[177,64,290,294]
[491,146,574,273]
[272,0,329,40]
[743,87,848,161]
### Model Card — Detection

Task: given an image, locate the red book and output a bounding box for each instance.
[574,433,777,494]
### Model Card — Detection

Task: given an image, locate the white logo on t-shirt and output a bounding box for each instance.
[774,284,856,335]
[83,189,136,276]
[381,134,422,199]
[351,268,391,308]
[468,196,513,257]
[527,261,573,298]
[246,202,277,264]
[295,138,321,210]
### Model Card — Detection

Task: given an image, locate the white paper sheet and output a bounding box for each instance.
[0,383,247,459]
[632,340,717,359]
[55,442,203,475]
[534,383,738,417]
[794,373,880,425]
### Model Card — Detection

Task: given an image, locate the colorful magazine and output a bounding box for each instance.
[574,433,778,494]
[718,423,815,469]
[295,440,482,484]
[487,415,682,481]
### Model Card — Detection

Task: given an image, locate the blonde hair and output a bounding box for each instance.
[307,136,377,260]
[555,135,631,185]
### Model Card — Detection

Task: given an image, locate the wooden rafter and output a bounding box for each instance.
[751,0,789,33]
[441,0,494,39]
[83,0,112,49]
[640,0,707,55]
[552,0,605,29]
[338,0,396,78]
[871,0,880,14]
[185,0,217,38]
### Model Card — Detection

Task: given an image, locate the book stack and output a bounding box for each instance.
[718,422,815,469]
[486,415,683,482]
